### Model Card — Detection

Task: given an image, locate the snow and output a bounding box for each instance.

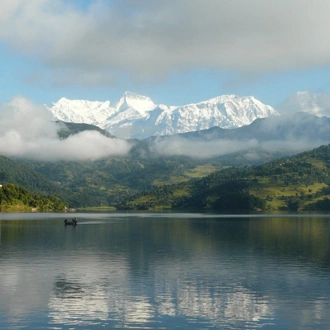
[116,92,157,115]
[47,92,279,139]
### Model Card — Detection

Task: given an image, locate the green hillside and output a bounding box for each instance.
[118,144,330,212]
[0,184,66,212]
[23,156,219,207]
[1,120,305,209]
[4,136,330,211]
[1,150,220,208]
[0,155,63,197]
[57,121,113,139]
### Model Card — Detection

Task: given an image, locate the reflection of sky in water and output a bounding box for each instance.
[0,215,330,329]
[45,255,329,329]
[47,255,129,327]
[153,258,275,329]
[45,257,275,329]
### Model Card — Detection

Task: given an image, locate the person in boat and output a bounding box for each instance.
[64,218,78,225]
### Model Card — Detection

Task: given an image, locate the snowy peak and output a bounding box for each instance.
[116,92,156,114]
[199,95,271,110]
[48,92,279,139]
[55,97,111,110]
[203,94,241,104]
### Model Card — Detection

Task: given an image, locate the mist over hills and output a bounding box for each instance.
[51,111,330,166]
[0,97,131,162]
[179,112,330,141]
[43,110,330,162]
[2,104,330,208]
[140,112,330,159]
[47,91,330,161]
[118,144,330,212]
[1,93,330,165]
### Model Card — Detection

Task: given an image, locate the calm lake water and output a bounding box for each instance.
[0,213,330,329]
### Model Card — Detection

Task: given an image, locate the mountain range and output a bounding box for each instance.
[168,111,330,142]
[4,91,330,210]
[131,111,330,161]
[48,92,279,139]
[3,111,330,208]
[52,110,330,161]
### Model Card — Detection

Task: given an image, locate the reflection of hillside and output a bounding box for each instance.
[46,254,330,329]
[48,266,274,329]
[1,215,330,329]
[53,276,86,298]
[43,236,277,329]
[153,255,330,329]
[184,216,330,268]
[46,243,330,329]
[2,215,329,269]
[247,216,330,265]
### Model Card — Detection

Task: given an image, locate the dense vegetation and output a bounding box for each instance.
[0,155,63,196]
[4,143,330,211]
[57,121,113,139]
[0,184,66,212]
[0,122,220,208]
[19,156,219,207]
[2,119,330,211]
[118,144,330,212]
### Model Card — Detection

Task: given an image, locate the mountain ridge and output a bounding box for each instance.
[118,143,330,212]
[47,92,279,139]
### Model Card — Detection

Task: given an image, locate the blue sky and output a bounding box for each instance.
[1,0,330,110]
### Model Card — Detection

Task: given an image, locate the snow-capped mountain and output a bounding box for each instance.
[47,92,279,139]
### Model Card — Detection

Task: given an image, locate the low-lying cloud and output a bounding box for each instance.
[278,91,330,116]
[0,97,131,161]
[151,137,259,158]
[149,108,330,159]
[151,136,328,160]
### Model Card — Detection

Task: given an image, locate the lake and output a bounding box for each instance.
[0,213,330,329]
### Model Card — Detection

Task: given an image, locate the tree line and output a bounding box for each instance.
[0,184,66,212]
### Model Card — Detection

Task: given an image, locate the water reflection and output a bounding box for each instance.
[49,276,110,326]
[0,214,330,329]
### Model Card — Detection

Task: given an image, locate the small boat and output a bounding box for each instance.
[64,218,78,226]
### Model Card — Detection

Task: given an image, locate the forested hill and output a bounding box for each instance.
[118,144,330,212]
[0,184,66,212]
[0,155,62,196]
[57,121,113,139]
[3,140,330,211]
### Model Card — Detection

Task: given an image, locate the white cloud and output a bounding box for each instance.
[151,136,327,159]
[0,96,131,161]
[151,137,259,159]
[1,0,330,86]
[278,91,330,116]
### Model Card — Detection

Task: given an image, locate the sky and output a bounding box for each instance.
[1,0,330,109]
[1,0,330,161]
